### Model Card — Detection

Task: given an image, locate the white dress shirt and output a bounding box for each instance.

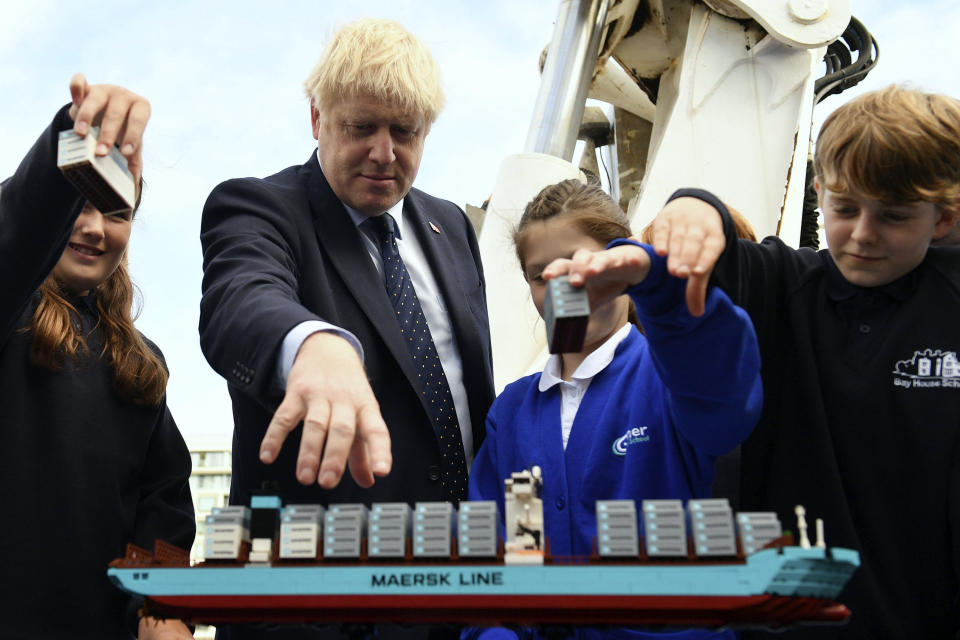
[538,323,632,450]
[278,157,474,462]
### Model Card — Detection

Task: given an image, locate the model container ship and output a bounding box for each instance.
[108,469,859,629]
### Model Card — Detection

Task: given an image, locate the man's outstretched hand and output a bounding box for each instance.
[258,332,393,489]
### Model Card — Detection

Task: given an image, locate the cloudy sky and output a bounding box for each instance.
[2,0,956,448]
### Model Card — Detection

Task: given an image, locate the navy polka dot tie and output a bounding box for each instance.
[366,213,467,501]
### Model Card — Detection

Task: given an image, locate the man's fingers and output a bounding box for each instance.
[346,440,374,489]
[296,399,332,485]
[274,332,393,491]
[260,393,308,465]
[316,403,356,489]
[350,404,392,488]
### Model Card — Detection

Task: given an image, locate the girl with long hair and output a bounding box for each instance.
[0,80,194,639]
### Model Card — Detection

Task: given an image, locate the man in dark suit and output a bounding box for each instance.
[199,17,494,520]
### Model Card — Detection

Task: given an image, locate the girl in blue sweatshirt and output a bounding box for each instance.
[466,179,762,640]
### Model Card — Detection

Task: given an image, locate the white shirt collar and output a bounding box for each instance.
[538,323,632,392]
[344,199,406,239]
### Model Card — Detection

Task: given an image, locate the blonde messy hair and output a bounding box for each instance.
[814,85,960,210]
[303,18,445,125]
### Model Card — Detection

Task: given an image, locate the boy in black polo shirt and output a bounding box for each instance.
[650,86,960,638]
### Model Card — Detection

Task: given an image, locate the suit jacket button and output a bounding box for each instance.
[427,466,441,482]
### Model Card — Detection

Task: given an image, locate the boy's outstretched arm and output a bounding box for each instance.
[649,196,726,316]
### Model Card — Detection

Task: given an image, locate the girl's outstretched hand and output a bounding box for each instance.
[541,243,651,310]
[68,73,151,182]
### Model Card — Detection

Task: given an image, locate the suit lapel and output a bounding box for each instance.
[301,156,420,389]
[404,193,489,443]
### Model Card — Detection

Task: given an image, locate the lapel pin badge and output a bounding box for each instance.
[429,221,441,235]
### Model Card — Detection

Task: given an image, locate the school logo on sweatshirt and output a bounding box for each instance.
[612,426,650,456]
[892,349,960,389]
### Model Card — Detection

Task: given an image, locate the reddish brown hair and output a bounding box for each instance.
[814,85,960,209]
[28,190,168,406]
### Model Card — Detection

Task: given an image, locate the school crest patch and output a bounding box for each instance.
[612,426,651,456]
[892,349,960,389]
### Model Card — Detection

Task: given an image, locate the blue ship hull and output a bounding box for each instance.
[108,546,859,627]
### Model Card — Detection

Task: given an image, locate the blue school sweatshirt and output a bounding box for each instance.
[468,242,762,639]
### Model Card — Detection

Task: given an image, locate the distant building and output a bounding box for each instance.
[189,447,233,562]
[189,446,232,639]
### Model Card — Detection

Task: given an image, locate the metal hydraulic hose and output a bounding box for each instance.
[524,0,610,160]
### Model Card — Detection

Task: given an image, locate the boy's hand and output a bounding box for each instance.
[67,73,150,182]
[542,243,651,310]
[649,197,726,316]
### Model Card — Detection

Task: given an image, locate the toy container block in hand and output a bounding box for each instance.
[57,127,135,216]
[544,275,590,354]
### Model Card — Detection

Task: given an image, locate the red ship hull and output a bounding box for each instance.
[145,593,850,627]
